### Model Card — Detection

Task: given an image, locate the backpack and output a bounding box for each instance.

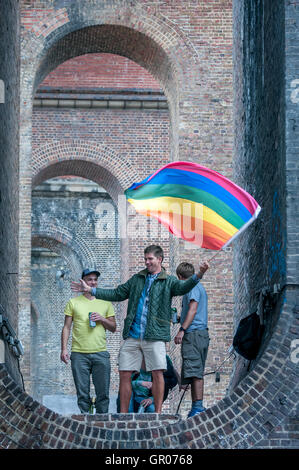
[233,312,264,360]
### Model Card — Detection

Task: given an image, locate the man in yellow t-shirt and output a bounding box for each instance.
[61,268,116,413]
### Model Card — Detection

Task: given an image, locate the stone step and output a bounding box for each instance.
[71,412,182,430]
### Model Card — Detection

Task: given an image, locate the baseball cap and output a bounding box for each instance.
[81,268,101,279]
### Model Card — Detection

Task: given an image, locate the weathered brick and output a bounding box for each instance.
[0,0,297,451]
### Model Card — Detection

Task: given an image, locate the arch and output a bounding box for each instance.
[31,171,126,287]
[18,3,233,419]
[34,24,179,99]
[32,140,137,204]
[31,142,130,281]
[19,4,191,337]
[31,233,85,278]
[22,3,199,102]
[20,3,200,161]
[30,21,179,157]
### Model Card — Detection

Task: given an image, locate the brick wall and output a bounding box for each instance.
[0,0,296,450]
[41,53,162,90]
[0,0,21,385]
[230,0,287,390]
[285,0,299,290]
[32,107,170,172]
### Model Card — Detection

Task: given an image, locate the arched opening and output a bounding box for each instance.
[25,45,175,414]
[30,177,122,413]
[32,24,179,156]
[30,171,124,411]
[17,0,238,434]
[19,20,182,365]
[18,18,235,418]
[25,46,235,416]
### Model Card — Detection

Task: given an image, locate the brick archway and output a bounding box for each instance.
[31,141,132,287]
[30,234,84,400]
[21,5,197,162]
[17,1,245,447]
[30,231,122,404]
[24,152,129,390]
[32,140,137,204]
[19,7,186,367]
[31,233,88,277]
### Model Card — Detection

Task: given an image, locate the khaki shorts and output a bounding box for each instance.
[181,329,210,384]
[118,337,167,372]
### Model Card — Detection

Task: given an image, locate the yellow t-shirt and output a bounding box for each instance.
[64,295,115,353]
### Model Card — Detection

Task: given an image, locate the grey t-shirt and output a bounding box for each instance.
[180,281,208,332]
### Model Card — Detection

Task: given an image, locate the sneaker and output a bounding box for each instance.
[187,406,206,418]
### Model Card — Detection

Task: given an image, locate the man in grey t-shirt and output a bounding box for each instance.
[175,262,210,417]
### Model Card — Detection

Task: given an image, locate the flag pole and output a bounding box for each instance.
[207,250,222,263]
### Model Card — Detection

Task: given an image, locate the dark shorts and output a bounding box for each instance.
[181,329,210,384]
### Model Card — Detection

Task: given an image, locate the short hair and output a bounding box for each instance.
[144,245,164,261]
[176,262,195,279]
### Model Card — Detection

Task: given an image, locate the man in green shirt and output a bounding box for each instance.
[61,268,116,413]
[71,246,209,414]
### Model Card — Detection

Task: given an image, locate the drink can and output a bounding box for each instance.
[171,307,178,324]
[89,312,96,328]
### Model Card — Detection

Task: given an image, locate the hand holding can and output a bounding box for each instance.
[89,312,96,328]
[171,307,178,324]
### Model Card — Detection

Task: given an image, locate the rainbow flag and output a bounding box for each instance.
[125,161,261,250]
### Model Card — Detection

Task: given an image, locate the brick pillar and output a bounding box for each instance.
[0,0,21,386]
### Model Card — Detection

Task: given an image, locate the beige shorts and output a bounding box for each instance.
[118,337,167,372]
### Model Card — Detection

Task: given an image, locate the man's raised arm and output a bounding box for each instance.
[171,261,210,296]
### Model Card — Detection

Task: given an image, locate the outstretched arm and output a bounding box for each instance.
[71,278,91,294]
[71,277,133,302]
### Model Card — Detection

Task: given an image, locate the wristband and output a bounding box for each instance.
[179,326,186,333]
